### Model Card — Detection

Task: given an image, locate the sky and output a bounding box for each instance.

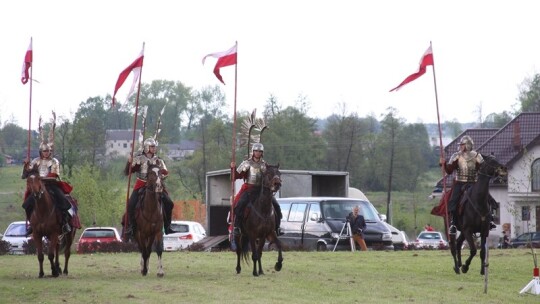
[1,0,539,130]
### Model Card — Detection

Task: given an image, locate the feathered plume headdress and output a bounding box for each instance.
[240,108,268,158]
[38,111,56,152]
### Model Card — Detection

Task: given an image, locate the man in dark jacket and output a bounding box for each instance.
[346,206,368,251]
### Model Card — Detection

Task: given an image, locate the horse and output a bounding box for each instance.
[449,154,507,275]
[235,163,284,276]
[133,161,165,277]
[25,164,76,278]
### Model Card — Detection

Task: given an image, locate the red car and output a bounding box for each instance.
[76,227,122,254]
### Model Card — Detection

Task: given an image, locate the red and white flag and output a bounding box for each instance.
[202,43,237,85]
[21,39,33,85]
[112,48,144,106]
[389,45,434,92]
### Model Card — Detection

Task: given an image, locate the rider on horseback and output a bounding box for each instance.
[440,135,497,234]
[124,137,175,237]
[22,141,72,236]
[231,143,283,236]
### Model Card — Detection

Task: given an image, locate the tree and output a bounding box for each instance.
[72,97,109,167]
[518,73,540,112]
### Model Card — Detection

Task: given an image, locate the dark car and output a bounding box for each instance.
[510,232,540,248]
[277,197,393,251]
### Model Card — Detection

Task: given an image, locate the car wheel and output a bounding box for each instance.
[316,243,327,252]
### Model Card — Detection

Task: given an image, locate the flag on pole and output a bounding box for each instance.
[21,39,33,85]
[202,43,237,84]
[389,45,433,92]
[112,48,144,106]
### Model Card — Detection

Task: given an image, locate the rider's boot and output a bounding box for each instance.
[24,206,33,237]
[62,211,72,234]
[489,213,497,230]
[275,215,283,236]
[449,212,457,235]
[125,208,136,238]
[233,214,242,236]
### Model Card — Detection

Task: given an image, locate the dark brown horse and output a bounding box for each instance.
[25,164,76,278]
[235,163,284,276]
[449,154,507,275]
[134,161,164,277]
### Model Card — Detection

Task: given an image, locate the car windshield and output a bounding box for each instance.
[5,223,26,237]
[321,200,379,221]
[82,229,116,238]
[171,224,189,233]
[419,232,441,240]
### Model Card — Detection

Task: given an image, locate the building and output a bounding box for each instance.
[433,112,540,238]
[105,129,141,159]
[162,140,201,161]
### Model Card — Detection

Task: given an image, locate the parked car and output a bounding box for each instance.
[510,232,540,249]
[414,231,448,249]
[163,221,207,251]
[2,221,31,254]
[277,197,393,251]
[383,222,410,250]
[76,227,122,253]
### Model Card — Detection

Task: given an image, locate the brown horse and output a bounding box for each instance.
[235,163,284,276]
[449,154,507,275]
[133,161,164,277]
[25,164,76,278]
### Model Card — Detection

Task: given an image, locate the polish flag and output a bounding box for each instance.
[202,43,237,85]
[112,48,144,106]
[389,46,434,92]
[21,39,33,85]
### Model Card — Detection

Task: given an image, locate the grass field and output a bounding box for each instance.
[0,249,538,303]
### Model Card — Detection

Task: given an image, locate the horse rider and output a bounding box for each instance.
[124,137,175,237]
[230,142,282,236]
[21,141,72,236]
[439,135,497,234]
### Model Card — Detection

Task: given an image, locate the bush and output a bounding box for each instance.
[0,240,11,255]
[77,241,138,254]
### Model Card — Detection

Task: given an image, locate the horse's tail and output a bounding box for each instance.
[239,235,250,263]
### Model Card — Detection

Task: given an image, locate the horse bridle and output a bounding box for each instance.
[27,173,45,200]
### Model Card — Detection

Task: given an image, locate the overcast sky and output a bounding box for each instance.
[1,0,538,130]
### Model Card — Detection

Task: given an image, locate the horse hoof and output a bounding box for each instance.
[275,262,283,272]
[453,267,460,274]
[461,266,469,274]
[157,273,164,278]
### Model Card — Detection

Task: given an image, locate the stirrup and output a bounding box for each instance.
[489,222,497,230]
[25,227,33,237]
[449,225,457,234]
[233,227,241,235]
[62,223,71,234]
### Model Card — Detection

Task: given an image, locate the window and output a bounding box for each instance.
[522,206,531,221]
[532,159,540,192]
[123,143,128,148]
[307,203,321,222]
[288,203,307,222]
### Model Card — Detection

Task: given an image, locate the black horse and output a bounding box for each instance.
[449,154,507,275]
[235,163,284,276]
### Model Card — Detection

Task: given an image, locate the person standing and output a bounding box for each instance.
[230,142,282,236]
[502,230,510,249]
[424,224,434,231]
[439,135,496,234]
[124,137,174,237]
[347,206,368,251]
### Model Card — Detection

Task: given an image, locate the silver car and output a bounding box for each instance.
[2,221,31,254]
[414,231,448,249]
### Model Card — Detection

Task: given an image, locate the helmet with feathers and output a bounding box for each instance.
[38,112,56,156]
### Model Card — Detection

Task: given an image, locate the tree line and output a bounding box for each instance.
[1,75,536,227]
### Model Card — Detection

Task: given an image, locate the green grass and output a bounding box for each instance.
[0,249,537,303]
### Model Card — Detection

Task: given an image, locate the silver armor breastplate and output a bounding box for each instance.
[454,151,483,182]
[29,157,59,178]
[237,159,266,185]
[134,154,162,180]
